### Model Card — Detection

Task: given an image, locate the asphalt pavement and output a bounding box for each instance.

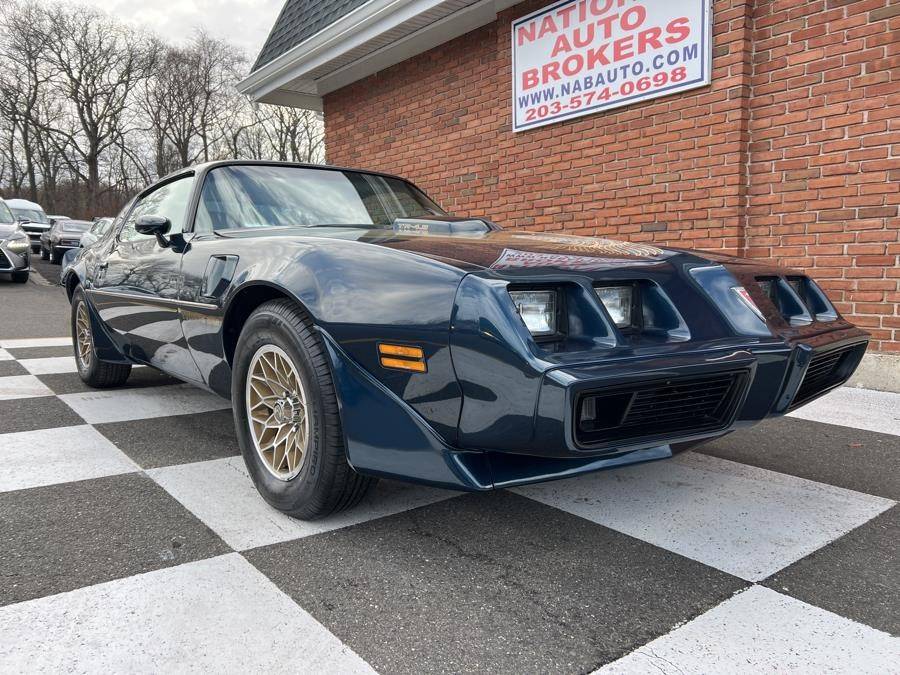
[0,255,71,338]
[0,259,897,673]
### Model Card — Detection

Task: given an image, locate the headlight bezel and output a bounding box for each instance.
[594,284,635,329]
[508,287,562,339]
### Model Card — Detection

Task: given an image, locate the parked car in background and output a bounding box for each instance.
[79,217,113,249]
[6,198,50,252]
[41,218,91,263]
[48,215,71,226]
[0,199,31,283]
[61,160,868,519]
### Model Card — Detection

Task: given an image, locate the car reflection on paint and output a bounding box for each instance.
[41,219,92,264]
[79,217,114,250]
[60,161,869,520]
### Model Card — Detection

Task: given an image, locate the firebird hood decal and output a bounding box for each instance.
[490,248,657,271]
[367,229,675,270]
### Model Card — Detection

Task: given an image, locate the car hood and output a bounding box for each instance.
[357,228,783,275]
[0,223,23,238]
[220,222,785,275]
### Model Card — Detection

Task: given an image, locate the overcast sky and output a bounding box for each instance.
[72,0,284,61]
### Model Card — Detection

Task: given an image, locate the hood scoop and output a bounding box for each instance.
[392,216,492,236]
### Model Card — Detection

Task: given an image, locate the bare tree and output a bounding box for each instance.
[0,0,326,216]
[0,0,53,201]
[35,4,154,208]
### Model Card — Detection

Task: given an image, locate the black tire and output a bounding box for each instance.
[11,271,28,283]
[50,247,62,264]
[71,287,132,388]
[232,299,374,519]
[40,245,49,260]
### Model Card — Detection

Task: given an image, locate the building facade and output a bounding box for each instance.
[242,0,899,352]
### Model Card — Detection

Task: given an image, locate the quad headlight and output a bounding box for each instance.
[595,285,633,327]
[509,289,557,336]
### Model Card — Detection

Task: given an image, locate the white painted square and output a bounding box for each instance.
[789,386,900,437]
[597,586,899,674]
[149,456,459,550]
[19,356,78,375]
[0,425,138,492]
[514,452,895,581]
[0,337,71,348]
[0,553,374,673]
[59,383,229,424]
[0,374,54,401]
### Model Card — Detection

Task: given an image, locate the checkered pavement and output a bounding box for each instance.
[0,336,898,673]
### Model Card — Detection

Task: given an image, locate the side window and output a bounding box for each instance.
[120,176,194,242]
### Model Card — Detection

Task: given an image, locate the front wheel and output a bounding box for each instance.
[11,271,28,283]
[71,287,132,387]
[232,299,374,519]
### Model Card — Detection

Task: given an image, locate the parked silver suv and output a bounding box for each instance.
[0,199,30,283]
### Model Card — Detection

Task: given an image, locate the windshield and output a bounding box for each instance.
[10,207,48,224]
[0,201,14,224]
[195,165,446,232]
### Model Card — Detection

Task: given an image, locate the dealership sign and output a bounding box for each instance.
[512,0,712,132]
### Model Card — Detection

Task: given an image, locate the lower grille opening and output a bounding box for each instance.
[575,371,748,448]
[0,250,11,270]
[790,342,867,409]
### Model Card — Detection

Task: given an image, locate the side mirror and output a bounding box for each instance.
[135,214,172,247]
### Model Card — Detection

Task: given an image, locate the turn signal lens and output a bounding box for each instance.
[378,343,427,373]
[378,344,424,359]
[379,356,426,372]
[595,286,633,327]
[509,290,557,336]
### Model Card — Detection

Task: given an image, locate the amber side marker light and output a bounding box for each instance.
[378,343,427,372]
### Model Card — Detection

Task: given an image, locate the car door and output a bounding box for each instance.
[91,173,203,383]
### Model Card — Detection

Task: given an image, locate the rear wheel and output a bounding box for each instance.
[232,299,374,519]
[40,246,49,260]
[71,287,132,387]
[11,271,28,283]
[50,247,62,264]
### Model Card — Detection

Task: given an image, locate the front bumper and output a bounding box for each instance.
[328,324,867,491]
[0,246,30,272]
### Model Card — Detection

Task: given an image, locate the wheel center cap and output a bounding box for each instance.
[273,398,301,426]
[273,400,289,425]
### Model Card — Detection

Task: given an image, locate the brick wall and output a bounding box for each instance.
[324,0,899,351]
[746,0,899,351]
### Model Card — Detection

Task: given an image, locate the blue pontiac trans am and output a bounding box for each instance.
[61,161,868,519]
